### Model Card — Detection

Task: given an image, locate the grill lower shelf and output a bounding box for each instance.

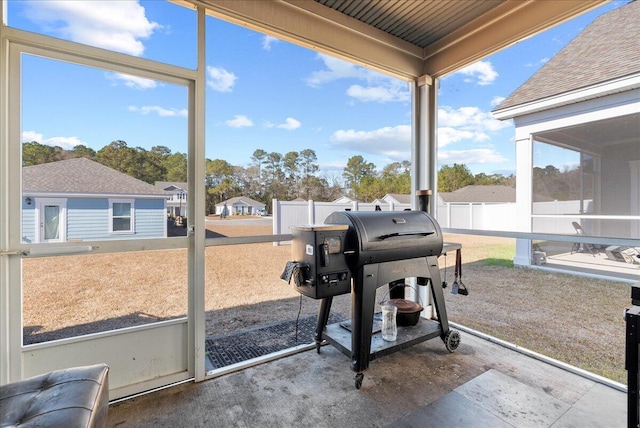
[323,317,442,362]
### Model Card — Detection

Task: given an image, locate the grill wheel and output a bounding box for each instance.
[444,330,461,352]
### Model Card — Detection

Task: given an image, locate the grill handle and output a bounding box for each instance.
[377,231,434,240]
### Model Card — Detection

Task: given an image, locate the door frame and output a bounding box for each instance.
[35,198,67,243]
[1,16,205,399]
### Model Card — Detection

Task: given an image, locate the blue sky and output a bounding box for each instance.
[6,0,624,178]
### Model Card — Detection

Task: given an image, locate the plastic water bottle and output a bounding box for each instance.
[381,304,397,342]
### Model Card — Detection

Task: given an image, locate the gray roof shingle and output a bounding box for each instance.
[439,185,516,203]
[495,1,640,111]
[23,158,170,196]
[385,193,412,204]
[155,181,188,192]
[216,196,265,207]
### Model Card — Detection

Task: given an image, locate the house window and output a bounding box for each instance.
[110,199,134,233]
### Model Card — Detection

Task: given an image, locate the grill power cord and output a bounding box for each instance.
[281,261,310,344]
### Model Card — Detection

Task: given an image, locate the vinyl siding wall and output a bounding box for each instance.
[22,200,36,243]
[21,197,167,243]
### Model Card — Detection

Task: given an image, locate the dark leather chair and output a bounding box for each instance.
[0,364,109,428]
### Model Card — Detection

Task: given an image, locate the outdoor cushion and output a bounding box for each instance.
[0,363,109,428]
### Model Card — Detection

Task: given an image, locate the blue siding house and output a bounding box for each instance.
[22,158,170,243]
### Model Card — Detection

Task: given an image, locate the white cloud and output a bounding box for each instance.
[262,35,278,50]
[306,54,410,103]
[22,131,44,143]
[23,0,160,56]
[107,73,158,90]
[277,118,301,130]
[439,106,510,133]
[455,61,498,86]
[264,117,301,130]
[128,105,187,117]
[21,131,85,150]
[346,83,409,103]
[226,115,254,128]
[330,125,411,160]
[438,148,508,165]
[305,54,363,87]
[526,57,550,67]
[207,66,237,92]
[437,127,485,148]
[490,96,506,107]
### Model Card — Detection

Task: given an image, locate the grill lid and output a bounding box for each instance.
[324,210,443,267]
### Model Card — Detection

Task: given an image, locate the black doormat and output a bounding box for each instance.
[205,313,346,370]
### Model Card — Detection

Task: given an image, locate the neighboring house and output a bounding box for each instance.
[370,193,411,210]
[215,196,266,216]
[332,195,357,204]
[22,158,170,243]
[155,181,187,218]
[380,193,411,205]
[493,1,640,266]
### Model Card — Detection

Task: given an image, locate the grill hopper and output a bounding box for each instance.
[324,210,443,269]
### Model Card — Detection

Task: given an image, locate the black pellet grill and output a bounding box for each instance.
[289,204,460,389]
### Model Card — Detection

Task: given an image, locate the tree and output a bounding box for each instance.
[300,149,319,177]
[22,141,58,166]
[251,149,268,185]
[283,151,300,198]
[70,145,96,160]
[297,149,320,199]
[438,163,474,192]
[164,153,187,182]
[134,146,166,184]
[342,155,376,198]
[96,140,139,177]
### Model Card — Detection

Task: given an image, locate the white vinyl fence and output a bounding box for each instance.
[435,202,518,231]
[274,198,589,239]
[272,199,411,244]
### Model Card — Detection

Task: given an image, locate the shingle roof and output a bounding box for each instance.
[155,181,188,192]
[216,196,265,207]
[495,1,640,111]
[439,185,515,203]
[23,158,170,196]
[384,194,412,204]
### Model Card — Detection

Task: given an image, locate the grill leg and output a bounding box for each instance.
[315,296,333,352]
[425,256,450,337]
[351,265,377,373]
[626,307,640,428]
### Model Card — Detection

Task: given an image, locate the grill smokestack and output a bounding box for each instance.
[416,189,432,213]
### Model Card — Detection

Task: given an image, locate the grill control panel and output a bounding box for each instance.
[290,225,352,299]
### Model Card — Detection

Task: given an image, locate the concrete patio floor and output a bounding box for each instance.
[107,331,626,427]
[542,248,640,282]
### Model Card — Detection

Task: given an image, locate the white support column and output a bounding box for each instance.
[514,133,534,266]
[1,13,28,383]
[190,4,207,382]
[0,0,10,384]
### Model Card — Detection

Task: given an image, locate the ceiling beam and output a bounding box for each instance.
[423,0,608,78]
